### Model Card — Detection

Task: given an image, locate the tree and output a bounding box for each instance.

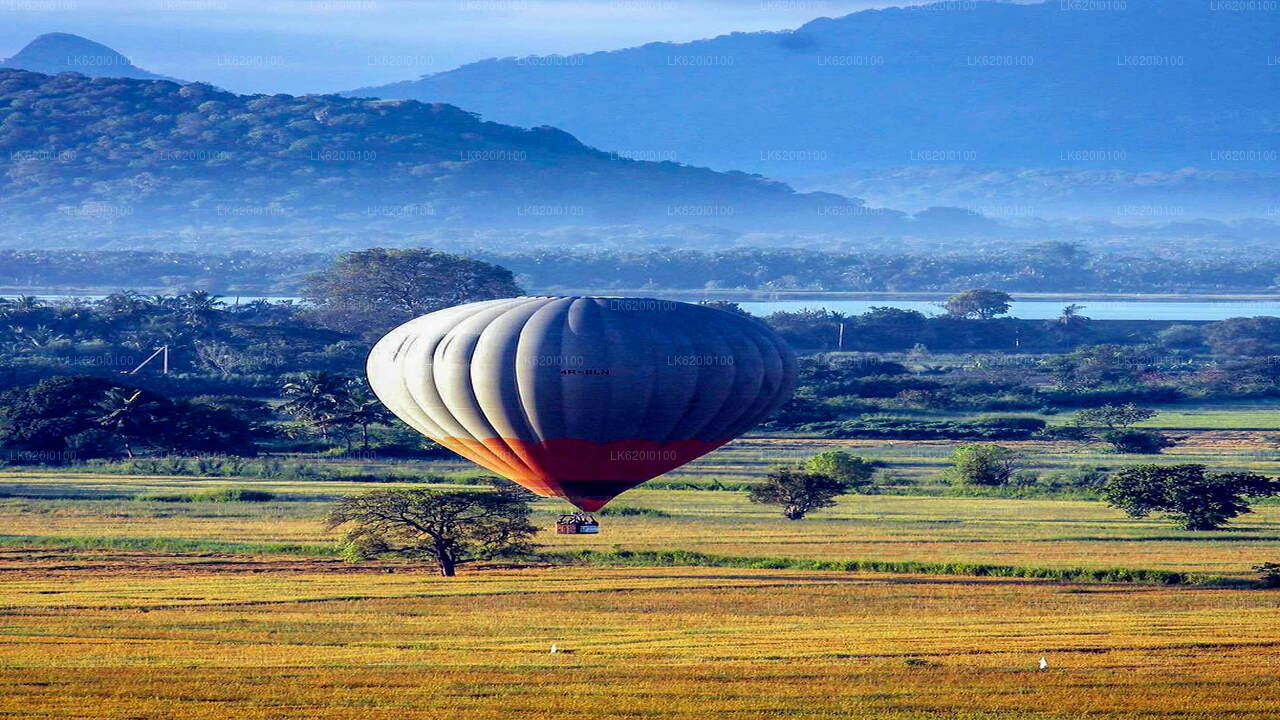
[1073,403,1157,432]
[318,382,395,452]
[1073,404,1170,454]
[805,450,876,492]
[280,371,348,441]
[944,289,1013,320]
[325,488,537,576]
[303,248,522,334]
[748,466,849,520]
[1103,464,1280,531]
[0,376,119,457]
[1203,317,1280,357]
[96,388,165,459]
[1050,304,1090,345]
[946,444,1016,486]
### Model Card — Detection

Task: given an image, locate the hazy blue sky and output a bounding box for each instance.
[0,0,935,93]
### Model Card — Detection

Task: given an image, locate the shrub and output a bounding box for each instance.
[804,450,877,492]
[1103,430,1176,454]
[1256,563,1280,589]
[135,487,276,503]
[808,416,1045,441]
[946,444,1017,486]
[598,506,671,517]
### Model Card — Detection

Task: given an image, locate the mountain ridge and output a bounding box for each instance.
[346,0,1280,180]
[0,32,181,82]
[0,68,929,242]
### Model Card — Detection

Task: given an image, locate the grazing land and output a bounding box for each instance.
[2,417,1280,718]
[0,556,1277,719]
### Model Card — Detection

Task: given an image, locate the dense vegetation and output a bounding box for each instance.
[0,69,902,235]
[7,243,1280,294]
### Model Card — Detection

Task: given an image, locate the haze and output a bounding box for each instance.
[0,0,938,93]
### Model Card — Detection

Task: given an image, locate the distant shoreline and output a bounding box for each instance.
[5,288,1280,303]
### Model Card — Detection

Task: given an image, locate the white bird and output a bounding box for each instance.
[550,644,558,654]
[1039,657,1048,670]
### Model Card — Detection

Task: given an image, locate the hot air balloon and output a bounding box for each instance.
[366,296,797,515]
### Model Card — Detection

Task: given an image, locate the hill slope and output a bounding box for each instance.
[0,33,179,82]
[348,0,1280,178]
[0,69,922,242]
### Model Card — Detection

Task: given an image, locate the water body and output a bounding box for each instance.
[737,299,1280,321]
[4,294,1279,321]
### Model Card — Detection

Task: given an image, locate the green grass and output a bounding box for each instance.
[544,548,1231,587]
[0,533,338,556]
[134,487,277,503]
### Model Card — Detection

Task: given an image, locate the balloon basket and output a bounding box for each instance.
[556,513,600,534]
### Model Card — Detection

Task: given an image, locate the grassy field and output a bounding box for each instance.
[1,416,1279,718]
[0,555,1276,719]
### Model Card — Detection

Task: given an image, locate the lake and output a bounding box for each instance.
[5,294,1280,322]
[737,299,1280,321]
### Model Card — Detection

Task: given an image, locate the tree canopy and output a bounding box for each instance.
[1103,464,1280,531]
[303,248,521,334]
[326,487,537,576]
[748,467,850,520]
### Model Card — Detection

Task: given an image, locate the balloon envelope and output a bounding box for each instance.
[367,297,797,510]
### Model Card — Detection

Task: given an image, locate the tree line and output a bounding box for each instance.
[5,242,1280,294]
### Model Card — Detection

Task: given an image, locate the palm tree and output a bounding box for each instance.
[318,383,394,451]
[97,388,164,459]
[280,371,347,442]
[1052,304,1091,345]
[176,291,223,330]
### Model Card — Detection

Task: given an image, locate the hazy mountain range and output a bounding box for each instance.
[0,69,923,246]
[348,0,1280,220]
[1,0,1278,250]
[0,33,181,83]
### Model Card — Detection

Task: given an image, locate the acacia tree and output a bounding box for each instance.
[1073,403,1157,432]
[748,467,849,520]
[303,248,522,334]
[1103,464,1280,531]
[1073,404,1171,454]
[326,488,537,576]
[944,289,1013,320]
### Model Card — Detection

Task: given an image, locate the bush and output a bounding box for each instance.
[1040,466,1111,492]
[598,506,672,517]
[1103,430,1176,454]
[805,450,877,491]
[1256,563,1280,589]
[807,416,1045,441]
[946,444,1017,486]
[135,487,276,503]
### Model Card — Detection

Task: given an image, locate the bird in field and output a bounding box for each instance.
[550,644,558,654]
[1039,657,1048,670]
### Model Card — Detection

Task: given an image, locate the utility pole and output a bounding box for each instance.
[122,346,169,375]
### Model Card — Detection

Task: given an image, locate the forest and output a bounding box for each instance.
[5,242,1280,294]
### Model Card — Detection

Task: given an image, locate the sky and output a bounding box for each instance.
[0,0,935,94]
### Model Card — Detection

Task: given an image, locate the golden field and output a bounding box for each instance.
[1,424,1279,718]
[1,472,1277,578]
[0,555,1277,719]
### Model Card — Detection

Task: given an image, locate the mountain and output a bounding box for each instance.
[0,69,932,245]
[0,33,180,82]
[347,0,1280,212]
